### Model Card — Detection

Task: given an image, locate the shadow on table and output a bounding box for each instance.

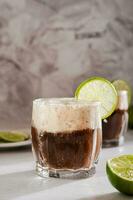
[0,145,32,152]
[78,192,133,200]
[0,170,72,200]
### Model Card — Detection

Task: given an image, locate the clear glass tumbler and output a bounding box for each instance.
[102,90,128,147]
[31,98,102,178]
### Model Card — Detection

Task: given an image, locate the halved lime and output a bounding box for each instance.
[112,80,132,105]
[0,131,29,142]
[75,77,118,119]
[106,155,133,195]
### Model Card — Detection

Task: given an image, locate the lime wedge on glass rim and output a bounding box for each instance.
[0,131,29,142]
[75,77,118,119]
[106,155,133,195]
[112,79,132,105]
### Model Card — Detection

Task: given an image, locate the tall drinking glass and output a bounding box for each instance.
[31,98,102,178]
[102,90,128,147]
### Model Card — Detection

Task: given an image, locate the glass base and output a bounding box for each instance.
[102,136,124,148]
[36,162,96,179]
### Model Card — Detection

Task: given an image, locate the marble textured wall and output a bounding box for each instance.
[0,0,133,127]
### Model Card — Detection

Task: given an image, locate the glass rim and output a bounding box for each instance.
[33,97,101,107]
[117,90,128,95]
[118,90,128,96]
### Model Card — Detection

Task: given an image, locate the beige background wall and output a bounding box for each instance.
[0,0,133,128]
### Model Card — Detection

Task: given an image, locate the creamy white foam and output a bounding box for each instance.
[117,90,128,110]
[32,98,101,134]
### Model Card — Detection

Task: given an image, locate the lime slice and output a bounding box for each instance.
[75,77,118,119]
[112,80,132,105]
[106,155,133,195]
[0,131,29,142]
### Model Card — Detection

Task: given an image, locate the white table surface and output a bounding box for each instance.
[0,131,133,200]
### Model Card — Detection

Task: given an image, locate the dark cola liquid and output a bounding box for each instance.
[102,109,128,141]
[31,127,101,169]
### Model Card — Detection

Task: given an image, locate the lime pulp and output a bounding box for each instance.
[75,77,118,119]
[106,155,133,195]
[0,131,29,142]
